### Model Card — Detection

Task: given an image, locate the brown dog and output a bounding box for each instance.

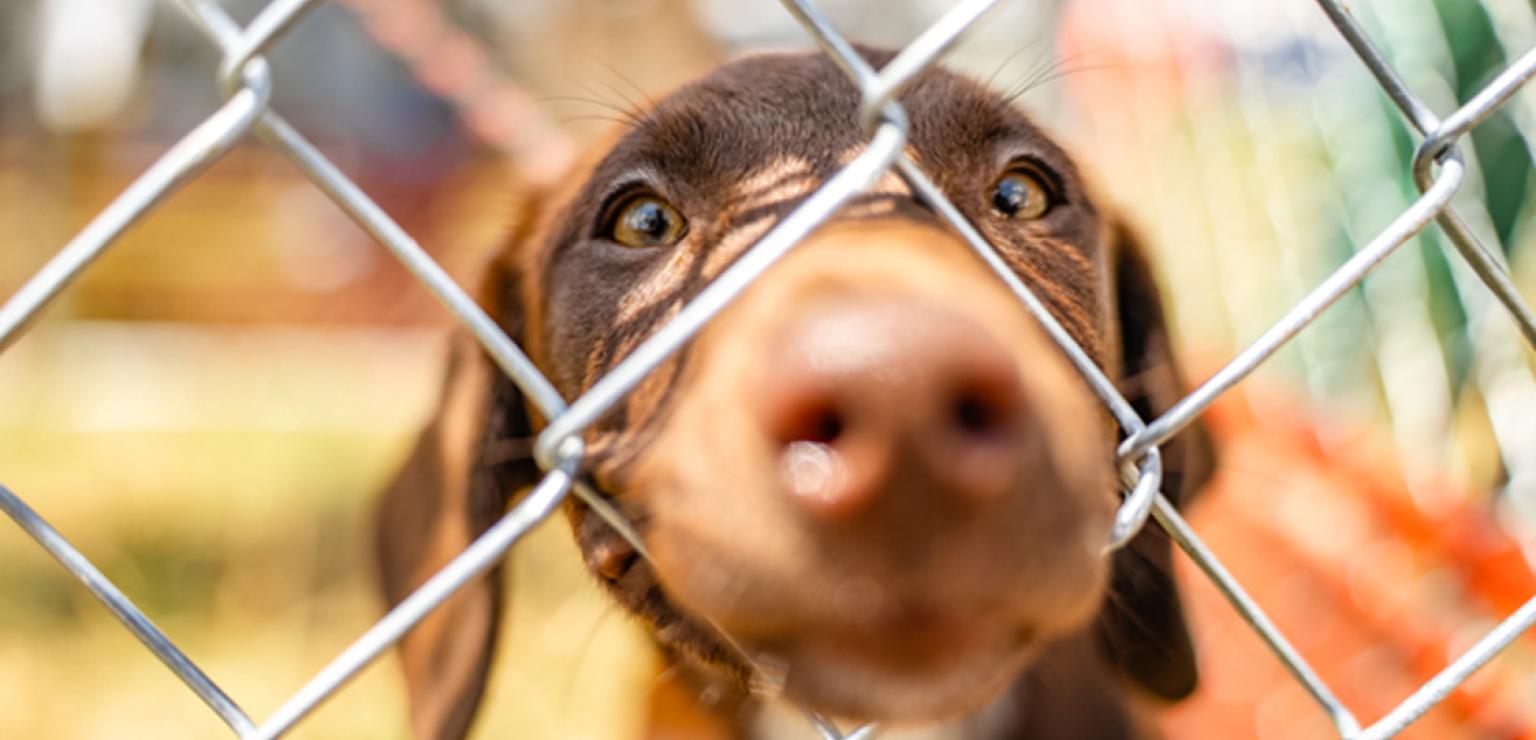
[376,47,1214,739]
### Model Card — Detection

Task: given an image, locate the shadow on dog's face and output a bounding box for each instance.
[380,48,1213,737]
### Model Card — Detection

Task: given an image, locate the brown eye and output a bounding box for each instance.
[990,167,1054,220]
[607,193,687,248]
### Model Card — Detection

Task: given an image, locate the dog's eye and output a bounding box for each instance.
[990,166,1055,220]
[605,193,687,248]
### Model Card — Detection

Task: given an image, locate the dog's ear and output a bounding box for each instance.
[1094,219,1216,702]
[375,232,543,739]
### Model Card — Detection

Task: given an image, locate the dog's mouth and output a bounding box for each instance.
[632,447,1114,723]
[581,477,1069,723]
[748,607,1041,723]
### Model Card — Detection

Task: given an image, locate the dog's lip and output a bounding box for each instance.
[763,615,1040,723]
[751,598,1034,667]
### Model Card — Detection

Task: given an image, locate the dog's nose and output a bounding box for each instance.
[759,299,1029,520]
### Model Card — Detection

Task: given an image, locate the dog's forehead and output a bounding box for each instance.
[592,50,1072,188]
[529,49,1112,398]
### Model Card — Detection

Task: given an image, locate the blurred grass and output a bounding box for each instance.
[0,323,656,739]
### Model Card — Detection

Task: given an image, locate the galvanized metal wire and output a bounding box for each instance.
[4,0,1536,737]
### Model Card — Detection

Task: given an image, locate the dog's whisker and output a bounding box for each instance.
[589,54,660,113]
[568,77,648,129]
[983,37,1050,91]
[1000,47,1116,106]
[590,76,650,126]
[539,91,646,128]
[560,600,624,731]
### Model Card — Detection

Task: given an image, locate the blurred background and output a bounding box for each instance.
[4,0,1536,737]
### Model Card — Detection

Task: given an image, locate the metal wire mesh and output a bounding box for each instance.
[4,0,1536,737]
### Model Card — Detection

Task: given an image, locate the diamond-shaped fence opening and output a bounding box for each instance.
[5,0,1536,737]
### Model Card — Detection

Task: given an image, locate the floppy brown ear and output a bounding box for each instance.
[1094,220,1216,702]
[375,252,542,739]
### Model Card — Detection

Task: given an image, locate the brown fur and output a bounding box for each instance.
[376,47,1214,739]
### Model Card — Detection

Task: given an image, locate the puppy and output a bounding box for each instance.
[376,47,1214,739]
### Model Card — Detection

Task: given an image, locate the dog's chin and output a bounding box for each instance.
[766,622,1037,724]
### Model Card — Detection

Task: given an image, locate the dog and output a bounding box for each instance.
[375,47,1215,739]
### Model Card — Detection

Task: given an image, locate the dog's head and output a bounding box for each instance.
[378,48,1214,737]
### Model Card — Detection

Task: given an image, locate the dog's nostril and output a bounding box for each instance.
[951,387,1013,437]
[954,394,994,435]
[809,410,845,444]
[778,403,845,445]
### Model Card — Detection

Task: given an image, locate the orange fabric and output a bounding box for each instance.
[1162,389,1536,739]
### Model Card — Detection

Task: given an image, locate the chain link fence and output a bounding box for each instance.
[3,0,1536,737]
